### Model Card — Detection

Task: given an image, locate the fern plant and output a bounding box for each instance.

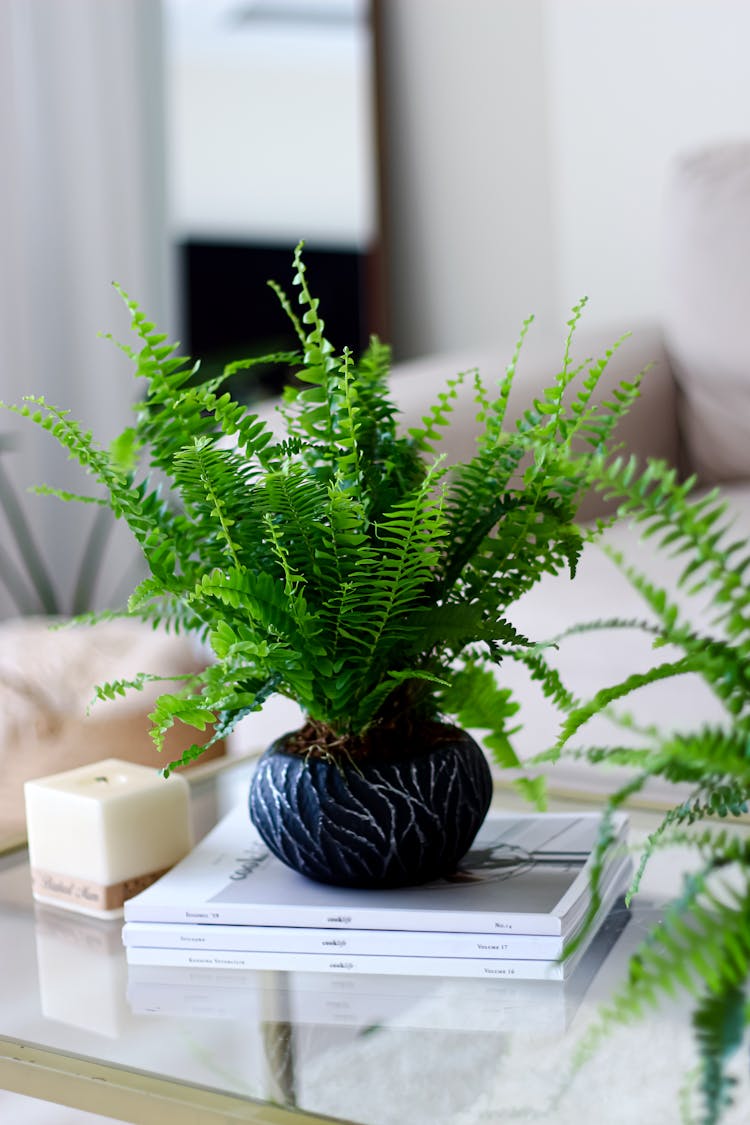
[2,244,641,784]
[543,459,750,1125]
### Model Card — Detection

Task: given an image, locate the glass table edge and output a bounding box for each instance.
[0,1036,352,1125]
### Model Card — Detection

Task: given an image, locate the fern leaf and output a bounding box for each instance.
[172,438,245,569]
[575,865,750,1107]
[438,660,523,769]
[692,985,746,1125]
[89,670,196,713]
[407,369,472,454]
[30,484,108,506]
[555,657,700,752]
[148,693,217,754]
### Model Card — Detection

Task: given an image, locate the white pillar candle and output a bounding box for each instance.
[25,758,193,919]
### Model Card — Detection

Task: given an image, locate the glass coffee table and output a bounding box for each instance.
[1,756,748,1124]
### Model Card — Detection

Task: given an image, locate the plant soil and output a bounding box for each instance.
[280,716,468,766]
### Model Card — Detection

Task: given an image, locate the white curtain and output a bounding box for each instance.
[0,0,170,618]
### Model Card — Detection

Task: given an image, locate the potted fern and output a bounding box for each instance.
[3,245,641,888]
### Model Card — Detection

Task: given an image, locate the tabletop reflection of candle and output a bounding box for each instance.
[25,758,193,919]
[34,903,130,1037]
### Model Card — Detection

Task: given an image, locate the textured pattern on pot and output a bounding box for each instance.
[248,728,493,888]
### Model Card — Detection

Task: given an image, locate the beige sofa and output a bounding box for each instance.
[231,140,750,804]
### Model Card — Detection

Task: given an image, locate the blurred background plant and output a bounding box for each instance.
[0,433,129,618]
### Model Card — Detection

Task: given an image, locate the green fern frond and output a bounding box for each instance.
[692,985,746,1125]
[30,484,108,506]
[438,660,523,768]
[188,385,277,462]
[559,443,750,1124]
[553,656,700,755]
[440,365,646,603]
[628,781,749,903]
[527,297,591,443]
[89,671,197,713]
[479,315,536,444]
[148,692,218,754]
[5,397,181,577]
[173,438,247,567]
[257,466,329,581]
[543,616,662,646]
[192,567,324,666]
[597,457,750,640]
[339,471,447,681]
[572,874,750,1125]
[577,870,750,1057]
[276,243,339,441]
[222,350,303,381]
[113,286,215,477]
[512,774,548,810]
[512,648,580,717]
[408,369,472,454]
[415,603,532,661]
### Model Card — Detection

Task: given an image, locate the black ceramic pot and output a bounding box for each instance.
[247,724,493,888]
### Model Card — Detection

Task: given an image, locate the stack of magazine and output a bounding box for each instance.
[126,903,633,1034]
[123,806,632,982]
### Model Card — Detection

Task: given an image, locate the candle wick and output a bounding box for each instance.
[94,776,109,783]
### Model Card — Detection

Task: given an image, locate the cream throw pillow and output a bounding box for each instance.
[663,140,750,483]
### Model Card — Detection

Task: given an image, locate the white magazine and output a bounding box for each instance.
[124,921,568,960]
[122,842,630,959]
[124,806,629,937]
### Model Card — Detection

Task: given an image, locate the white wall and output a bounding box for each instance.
[380,0,750,360]
[545,0,750,329]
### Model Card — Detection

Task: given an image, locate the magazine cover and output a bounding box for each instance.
[125,806,628,937]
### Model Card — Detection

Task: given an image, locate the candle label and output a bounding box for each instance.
[31,866,171,912]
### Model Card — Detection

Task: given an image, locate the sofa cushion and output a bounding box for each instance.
[663,140,750,483]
